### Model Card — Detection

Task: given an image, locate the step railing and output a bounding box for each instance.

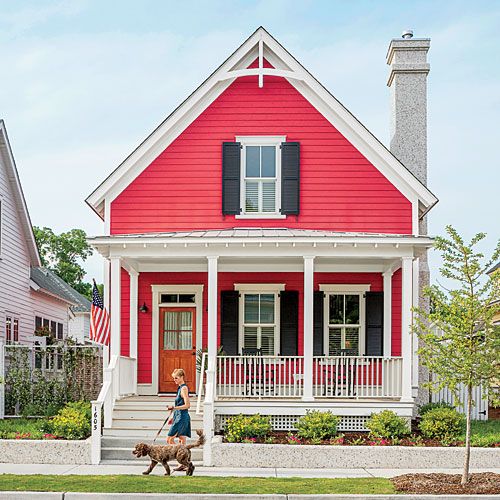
[196,351,208,415]
[91,354,117,464]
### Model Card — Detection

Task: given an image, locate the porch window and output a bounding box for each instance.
[241,292,279,355]
[327,293,362,355]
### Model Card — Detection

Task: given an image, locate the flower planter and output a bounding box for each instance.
[211,441,500,469]
[0,438,91,464]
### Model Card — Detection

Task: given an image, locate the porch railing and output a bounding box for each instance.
[215,355,402,399]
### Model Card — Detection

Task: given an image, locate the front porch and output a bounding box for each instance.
[89,229,432,464]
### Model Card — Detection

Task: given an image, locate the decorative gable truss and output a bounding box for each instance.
[86,27,438,236]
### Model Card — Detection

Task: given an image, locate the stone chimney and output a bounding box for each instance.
[386,32,430,186]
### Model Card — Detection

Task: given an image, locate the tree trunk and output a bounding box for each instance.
[461,384,473,485]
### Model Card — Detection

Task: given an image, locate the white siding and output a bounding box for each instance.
[0,150,70,344]
[68,312,90,344]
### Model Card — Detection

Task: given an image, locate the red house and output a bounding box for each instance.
[87,28,437,464]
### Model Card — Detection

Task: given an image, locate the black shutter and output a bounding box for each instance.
[222,142,241,214]
[220,291,239,355]
[313,291,324,356]
[281,142,300,215]
[280,291,299,355]
[365,291,384,356]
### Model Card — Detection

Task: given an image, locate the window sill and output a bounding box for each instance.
[235,214,286,219]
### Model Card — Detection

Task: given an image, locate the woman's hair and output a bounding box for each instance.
[172,368,185,378]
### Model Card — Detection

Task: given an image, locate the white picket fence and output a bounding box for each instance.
[430,379,488,420]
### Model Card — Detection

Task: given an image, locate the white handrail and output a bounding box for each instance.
[196,352,207,415]
[90,354,118,465]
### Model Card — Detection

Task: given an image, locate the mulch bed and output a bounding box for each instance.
[391,473,500,495]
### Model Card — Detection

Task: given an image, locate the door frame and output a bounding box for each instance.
[140,284,203,395]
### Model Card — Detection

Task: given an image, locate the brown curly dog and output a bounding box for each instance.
[132,429,205,476]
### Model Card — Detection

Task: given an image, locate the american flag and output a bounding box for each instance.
[90,281,110,346]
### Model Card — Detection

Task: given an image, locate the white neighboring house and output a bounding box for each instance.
[0,120,88,345]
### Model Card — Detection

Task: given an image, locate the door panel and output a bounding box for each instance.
[159,307,196,393]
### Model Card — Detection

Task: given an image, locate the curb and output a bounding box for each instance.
[2,494,500,499]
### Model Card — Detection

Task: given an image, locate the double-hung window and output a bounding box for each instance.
[320,285,369,356]
[5,316,19,344]
[237,136,285,217]
[236,284,284,355]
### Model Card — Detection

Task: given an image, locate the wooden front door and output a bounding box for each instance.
[159,307,196,393]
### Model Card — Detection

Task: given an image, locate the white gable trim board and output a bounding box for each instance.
[86,28,437,236]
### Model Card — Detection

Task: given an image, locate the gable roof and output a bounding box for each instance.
[0,120,41,266]
[86,27,438,220]
[30,267,91,311]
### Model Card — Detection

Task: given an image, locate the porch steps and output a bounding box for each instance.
[101,396,204,463]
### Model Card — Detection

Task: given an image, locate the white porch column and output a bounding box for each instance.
[102,259,110,368]
[129,269,139,395]
[204,255,218,466]
[382,270,393,358]
[401,256,414,402]
[110,256,122,359]
[302,256,315,402]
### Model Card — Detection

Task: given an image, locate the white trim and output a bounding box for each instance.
[144,284,204,395]
[110,257,121,359]
[238,136,284,217]
[85,28,437,218]
[401,256,414,402]
[302,256,314,401]
[234,283,285,292]
[319,284,371,293]
[383,270,393,358]
[412,258,420,390]
[238,290,281,355]
[129,269,138,394]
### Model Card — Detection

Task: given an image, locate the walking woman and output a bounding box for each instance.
[167,368,191,470]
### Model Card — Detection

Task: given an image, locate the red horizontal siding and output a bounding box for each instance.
[111,72,412,235]
[133,271,397,383]
[120,269,130,357]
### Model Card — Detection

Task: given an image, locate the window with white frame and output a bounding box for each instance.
[237,285,283,355]
[5,315,19,344]
[321,285,369,356]
[238,137,284,216]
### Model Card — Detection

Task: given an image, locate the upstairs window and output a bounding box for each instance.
[243,145,278,214]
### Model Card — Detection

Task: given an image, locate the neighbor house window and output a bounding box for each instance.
[5,316,19,344]
[237,136,285,217]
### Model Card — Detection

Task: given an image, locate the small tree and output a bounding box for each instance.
[413,226,500,485]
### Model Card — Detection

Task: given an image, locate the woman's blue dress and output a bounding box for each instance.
[167,383,191,437]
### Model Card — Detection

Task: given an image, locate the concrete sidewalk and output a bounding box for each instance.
[0,463,498,478]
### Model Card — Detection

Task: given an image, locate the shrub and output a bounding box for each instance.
[225,414,271,443]
[50,401,91,440]
[365,410,410,439]
[64,401,92,421]
[418,401,454,417]
[295,410,340,441]
[419,407,465,442]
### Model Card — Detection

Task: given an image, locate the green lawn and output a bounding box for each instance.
[464,419,500,447]
[0,475,394,494]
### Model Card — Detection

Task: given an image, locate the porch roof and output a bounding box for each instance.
[90,227,433,242]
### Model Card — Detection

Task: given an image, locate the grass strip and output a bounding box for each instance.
[0,475,394,494]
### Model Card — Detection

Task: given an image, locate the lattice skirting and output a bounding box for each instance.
[215,414,370,432]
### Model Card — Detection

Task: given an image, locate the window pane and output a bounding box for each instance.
[14,319,19,342]
[178,331,192,350]
[345,328,359,353]
[262,182,276,213]
[164,312,177,331]
[6,317,11,342]
[57,323,63,340]
[261,146,276,177]
[244,326,258,350]
[245,182,259,212]
[163,331,177,350]
[259,294,275,323]
[178,294,195,303]
[244,294,259,323]
[329,295,344,324]
[161,294,178,303]
[245,146,260,177]
[328,327,342,355]
[260,327,275,355]
[345,295,360,324]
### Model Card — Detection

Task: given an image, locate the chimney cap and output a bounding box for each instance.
[402,30,414,39]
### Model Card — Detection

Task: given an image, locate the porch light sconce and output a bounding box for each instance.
[139,302,149,313]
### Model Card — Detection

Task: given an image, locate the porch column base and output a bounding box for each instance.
[301,396,315,403]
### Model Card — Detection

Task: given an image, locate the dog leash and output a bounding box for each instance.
[152,409,173,444]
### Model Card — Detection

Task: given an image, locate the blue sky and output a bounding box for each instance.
[1,0,499,281]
